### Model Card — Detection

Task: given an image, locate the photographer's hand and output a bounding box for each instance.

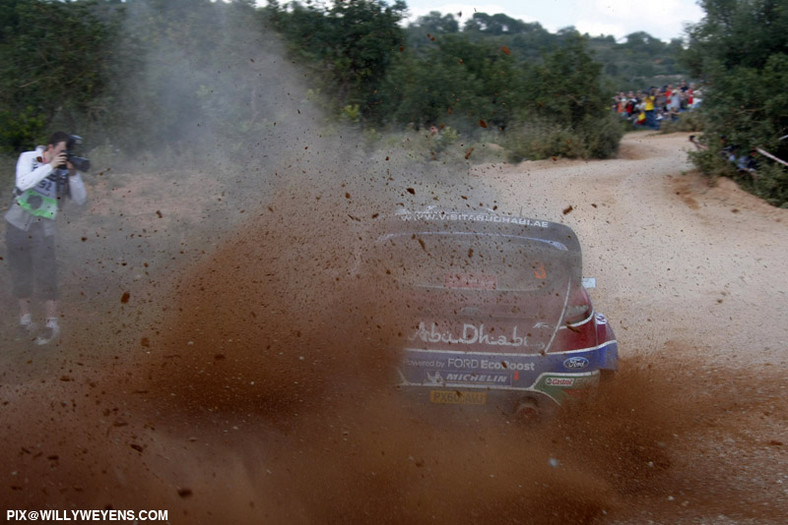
[49,151,67,168]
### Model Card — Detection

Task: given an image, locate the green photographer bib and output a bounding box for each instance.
[16,175,59,219]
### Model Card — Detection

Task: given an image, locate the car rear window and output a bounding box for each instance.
[375,232,575,293]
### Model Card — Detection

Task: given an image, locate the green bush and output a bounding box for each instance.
[0,107,47,154]
[752,162,788,208]
[687,147,729,178]
[682,0,788,205]
[503,112,623,162]
[689,137,788,208]
[581,113,624,158]
[503,121,553,162]
[658,110,705,134]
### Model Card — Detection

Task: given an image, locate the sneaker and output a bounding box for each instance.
[15,320,38,342]
[35,319,60,346]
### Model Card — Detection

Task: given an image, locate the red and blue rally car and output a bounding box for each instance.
[369,209,618,418]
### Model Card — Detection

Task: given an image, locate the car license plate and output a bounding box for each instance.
[429,390,487,405]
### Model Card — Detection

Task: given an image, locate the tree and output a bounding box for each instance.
[267,0,407,122]
[505,35,622,159]
[622,31,666,55]
[682,0,788,205]
[0,0,122,152]
[382,34,517,132]
[463,13,531,35]
[683,0,788,73]
[528,35,608,124]
[412,11,460,35]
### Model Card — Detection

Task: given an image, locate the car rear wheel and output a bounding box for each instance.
[512,396,558,423]
[514,397,540,420]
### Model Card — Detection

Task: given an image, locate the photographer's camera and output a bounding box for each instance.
[65,152,90,172]
[59,134,90,172]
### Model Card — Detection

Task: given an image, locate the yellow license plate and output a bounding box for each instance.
[429,390,487,405]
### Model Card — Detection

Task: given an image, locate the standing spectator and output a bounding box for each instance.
[665,84,674,99]
[626,91,638,118]
[669,89,682,114]
[644,88,659,129]
[690,87,702,109]
[634,97,647,127]
[614,92,627,114]
[5,131,88,345]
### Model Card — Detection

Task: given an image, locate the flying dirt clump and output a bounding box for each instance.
[141,186,401,420]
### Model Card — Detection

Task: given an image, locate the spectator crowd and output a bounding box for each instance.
[612,80,701,129]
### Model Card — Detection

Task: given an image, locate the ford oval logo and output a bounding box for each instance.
[563,357,590,370]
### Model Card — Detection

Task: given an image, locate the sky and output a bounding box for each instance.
[403,0,706,42]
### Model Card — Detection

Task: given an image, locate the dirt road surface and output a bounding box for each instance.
[1,131,786,524]
[479,132,788,367]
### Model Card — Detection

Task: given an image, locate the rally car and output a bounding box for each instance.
[367,208,618,419]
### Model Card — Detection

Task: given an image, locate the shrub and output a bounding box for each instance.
[689,137,788,208]
[658,110,705,134]
[581,113,624,158]
[503,112,623,162]
[752,162,788,208]
[682,0,788,206]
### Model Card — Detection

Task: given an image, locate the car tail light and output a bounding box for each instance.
[564,286,593,324]
[550,286,597,351]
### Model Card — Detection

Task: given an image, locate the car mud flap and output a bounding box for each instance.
[532,371,599,405]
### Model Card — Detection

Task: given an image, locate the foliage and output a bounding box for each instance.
[504,112,623,162]
[592,32,688,90]
[0,0,690,163]
[266,0,407,124]
[502,36,623,161]
[682,0,788,205]
[658,109,705,133]
[0,0,125,152]
[0,0,274,156]
[752,162,788,208]
[524,36,608,124]
[113,0,269,155]
[379,34,518,134]
[269,3,625,158]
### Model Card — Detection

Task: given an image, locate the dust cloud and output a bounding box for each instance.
[1,9,787,525]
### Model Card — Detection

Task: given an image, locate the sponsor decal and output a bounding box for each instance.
[406,355,535,372]
[480,359,535,371]
[444,373,508,384]
[399,211,549,228]
[405,358,446,369]
[421,369,510,386]
[447,357,480,369]
[545,377,575,387]
[409,322,543,350]
[563,356,590,370]
[426,371,444,385]
[535,373,600,404]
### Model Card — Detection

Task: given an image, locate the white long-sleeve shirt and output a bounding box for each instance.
[5,145,88,234]
[15,146,87,204]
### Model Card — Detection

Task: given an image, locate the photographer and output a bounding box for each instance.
[5,131,88,345]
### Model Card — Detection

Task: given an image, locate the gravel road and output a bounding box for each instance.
[1,131,785,524]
